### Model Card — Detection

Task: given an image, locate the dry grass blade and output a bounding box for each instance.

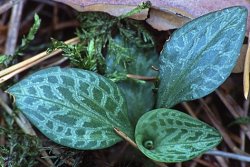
[216,89,250,140]
[243,32,250,99]
[0,37,79,83]
[199,98,247,155]
[194,158,216,167]
[181,102,197,118]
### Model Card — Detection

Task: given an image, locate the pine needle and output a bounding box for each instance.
[243,32,250,99]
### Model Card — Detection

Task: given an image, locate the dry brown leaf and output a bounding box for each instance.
[54,0,149,20]
[82,4,148,20]
[233,45,248,73]
[54,0,250,35]
[146,8,191,30]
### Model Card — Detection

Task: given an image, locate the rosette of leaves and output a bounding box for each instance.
[7,7,247,163]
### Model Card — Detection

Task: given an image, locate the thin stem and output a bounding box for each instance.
[127,74,158,81]
[114,127,137,148]
[113,127,168,167]
[206,150,250,162]
[118,1,151,20]
[151,65,159,71]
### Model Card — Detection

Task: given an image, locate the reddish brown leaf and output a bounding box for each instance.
[54,0,149,20]
[146,8,191,30]
[54,0,250,34]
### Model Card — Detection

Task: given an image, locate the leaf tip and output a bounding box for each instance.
[244,89,249,100]
[5,90,16,103]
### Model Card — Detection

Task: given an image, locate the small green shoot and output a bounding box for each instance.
[0,14,41,67]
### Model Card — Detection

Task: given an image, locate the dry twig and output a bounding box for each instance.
[206,150,250,163]
[0,37,79,83]
[4,0,25,55]
[0,0,20,14]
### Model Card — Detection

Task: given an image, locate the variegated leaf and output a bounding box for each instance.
[157,7,247,108]
[7,67,134,149]
[135,108,222,162]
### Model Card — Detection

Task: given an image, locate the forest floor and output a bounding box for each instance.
[0,1,250,167]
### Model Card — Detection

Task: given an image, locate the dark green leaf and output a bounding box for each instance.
[106,35,158,126]
[7,67,134,149]
[118,81,155,126]
[135,108,222,162]
[157,7,247,108]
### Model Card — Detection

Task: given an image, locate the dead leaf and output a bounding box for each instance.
[149,0,250,34]
[54,0,149,20]
[54,0,250,35]
[146,8,190,30]
[233,45,248,73]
